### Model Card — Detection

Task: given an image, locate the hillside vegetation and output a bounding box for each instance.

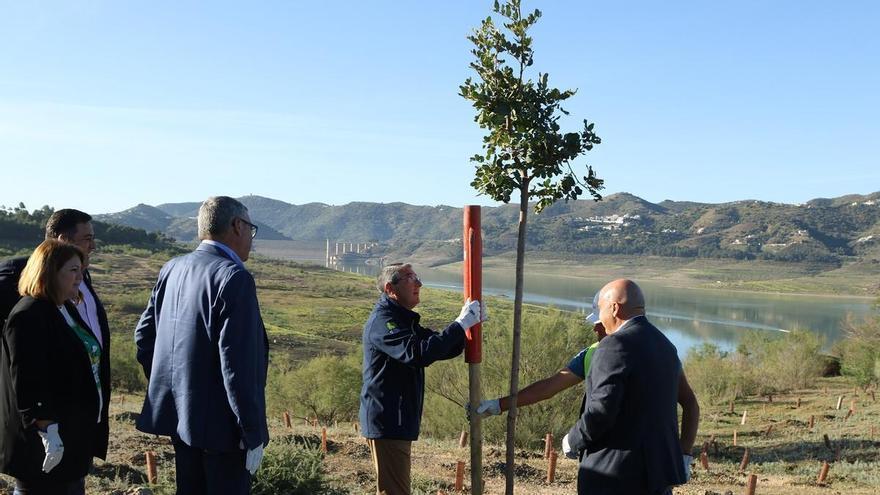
[92,191,880,266]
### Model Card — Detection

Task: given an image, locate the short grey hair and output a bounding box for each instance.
[198,196,249,240]
[377,263,411,293]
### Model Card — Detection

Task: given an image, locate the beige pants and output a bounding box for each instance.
[367,438,412,495]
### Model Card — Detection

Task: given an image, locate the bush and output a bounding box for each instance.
[836,312,880,386]
[686,330,825,403]
[422,305,593,449]
[266,352,362,424]
[110,333,147,393]
[251,437,328,495]
[683,343,739,404]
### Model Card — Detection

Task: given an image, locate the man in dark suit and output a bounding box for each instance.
[0,209,111,495]
[135,196,269,495]
[564,279,696,494]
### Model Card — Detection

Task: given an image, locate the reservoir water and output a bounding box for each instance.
[326,260,873,359]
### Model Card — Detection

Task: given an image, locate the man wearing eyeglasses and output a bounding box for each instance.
[360,263,486,495]
[135,196,269,495]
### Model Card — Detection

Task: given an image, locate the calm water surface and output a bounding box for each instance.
[327,261,872,359]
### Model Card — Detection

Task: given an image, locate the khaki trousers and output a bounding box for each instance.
[367,438,412,495]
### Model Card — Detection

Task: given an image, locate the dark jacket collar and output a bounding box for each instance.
[378,293,420,326]
[616,314,647,334]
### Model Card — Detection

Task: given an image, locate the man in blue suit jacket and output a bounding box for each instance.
[135,196,269,495]
[564,279,696,495]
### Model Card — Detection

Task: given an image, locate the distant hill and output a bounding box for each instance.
[92,192,880,264]
[99,202,292,242]
[0,205,181,255]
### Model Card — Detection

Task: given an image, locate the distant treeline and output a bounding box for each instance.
[0,203,181,255]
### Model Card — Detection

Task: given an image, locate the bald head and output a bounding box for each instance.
[598,279,646,333]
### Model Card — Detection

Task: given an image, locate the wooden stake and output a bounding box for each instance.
[546,450,558,483]
[459,431,468,448]
[321,427,328,453]
[733,429,737,446]
[796,397,801,408]
[817,461,830,483]
[764,424,773,437]
[354,422,359,433]
[836,395,843,410]
[844,409,853,421]
[283,411,291,428]
[454,460,465,491]
[544,433,553,459]
[700,451,709,471]
[739,448,750,472]
[809,415,815,429]
[741,409,748,425]
[745,473,757,495]
[729,400,735,414]
[823,434,832,451]
[871,390,875,402]
[145,451,157,484]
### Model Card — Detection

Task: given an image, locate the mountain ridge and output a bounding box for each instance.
[94,192,880,264]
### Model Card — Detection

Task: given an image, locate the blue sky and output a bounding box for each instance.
[1,1,877,214]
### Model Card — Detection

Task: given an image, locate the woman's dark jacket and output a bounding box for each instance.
[0,296,110,482]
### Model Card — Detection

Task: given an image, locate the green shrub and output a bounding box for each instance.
[266,352,362,424]
[686,330,825,403]
[836,313,880,386]
[251,437,328,495]
[683,343,739,404]
[110,333,147,393]
[422,305,593,448]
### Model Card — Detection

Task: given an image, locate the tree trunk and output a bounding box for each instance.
[504,181,529,495]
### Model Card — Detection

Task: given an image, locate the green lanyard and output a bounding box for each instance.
[59,306,103,422]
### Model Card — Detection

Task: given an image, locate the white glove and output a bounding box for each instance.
[37,423,64,473]
[683,454,693,482]
[245,444,264,475]
[562,433,577,459]
[455,299,483,329]
[466,399,501,420]
[476,399,501,417]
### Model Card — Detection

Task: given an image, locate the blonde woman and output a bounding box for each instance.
[0,240,108,494]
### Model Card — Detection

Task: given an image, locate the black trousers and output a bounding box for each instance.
[13,477,84,495]
[172,438,251,495]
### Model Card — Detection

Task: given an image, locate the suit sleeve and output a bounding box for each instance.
[216,270,265,449]
[134,274,162,380]
[567,338,629,453]
[370,320,465,368]
[0,258,24,325]
[4,307,56,426]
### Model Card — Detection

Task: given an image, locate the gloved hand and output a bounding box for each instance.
[37,423,64,473]
[683,453,694,482]
[455,299,484,329]
[245,444,264,475]
[562,433,577,459]
[466,399,501,421]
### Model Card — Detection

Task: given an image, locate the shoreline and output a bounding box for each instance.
[427,255,878,301]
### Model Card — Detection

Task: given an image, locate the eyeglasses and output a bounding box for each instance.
[238,218,259,239]
[396,272,421,285]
